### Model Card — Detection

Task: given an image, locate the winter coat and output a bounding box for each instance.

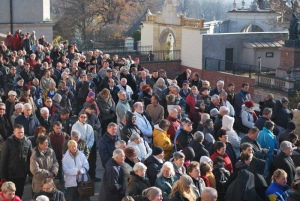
[240,105,256,128]
[233,89,251,118]
[134,111,153,144]
[121,111,143,143]
[257,127,277,162]
[14,114,41,136]
[153,125,173,160]
[0,114,13,141]
[62,150,89,188]
[265,181,290,201]
[99,132,120,167]
[116,99,131,124]
[292,148,300,167]
[241,135,265,160]
[128,139,152,161]
[98,158,124,201]
[153,85,167,100]
[62,139,90,158]
[146,104,164,125]
[34,189,66,201]
[172,162,186,179]
[126,172,151,201]
[48,131,70,163]
[186,93,201,119]
[96,93,116,120]
[0,135,32,179]
[272,99,292,129]
[155,175,178,201]
[30,147,59,193]
[188,141,209,162]
[144,155,164,186]
[0,192,21,201]
[117,84,134,101]
[275,151,296,186]
[71,121,94,149]
[210,152,233,173]
[222,115,241,158]
[167,116,181,141]
[213,166,230,195]
[176,129,194,151]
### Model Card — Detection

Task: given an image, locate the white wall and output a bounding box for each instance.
[141,23,154,48]
[181,28,202,69]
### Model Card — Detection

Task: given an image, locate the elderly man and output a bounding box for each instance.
[136,71,151,88]
[201,187,218,201]
[117,78,134,102]
[146,94,164,125]
[98,149,125,201]
[210,80,225,96]
[15,103,40,136]
[133,102,153,145]
[275,141,296,186]
[219,91,235,117]
[0,103,13,141]
[189,131,209,162]
[116,91,131,124]
[38,107,52,133]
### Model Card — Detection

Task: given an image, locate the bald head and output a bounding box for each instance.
[169,108,178,118]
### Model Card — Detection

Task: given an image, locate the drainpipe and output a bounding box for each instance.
[10,0,13,34]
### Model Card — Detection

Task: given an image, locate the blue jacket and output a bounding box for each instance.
[233,89,251,118]
[257,127,276,161]
[99,132,120,167]
[14,114,41,136]
[265,181,290,201]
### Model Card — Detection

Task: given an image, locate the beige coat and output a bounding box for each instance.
[30,147,59,193]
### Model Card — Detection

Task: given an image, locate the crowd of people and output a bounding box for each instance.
[0,30,300,201]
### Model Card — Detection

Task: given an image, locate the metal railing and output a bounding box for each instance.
[88,45,153,53]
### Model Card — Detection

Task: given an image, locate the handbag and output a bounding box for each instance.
[77,170,94,197]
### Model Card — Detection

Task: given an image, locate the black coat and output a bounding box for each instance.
[241,136,265,160]
[275,152,296,186]
[0,135,32,179]
[292,149,300,167]
[144,155,164,186]
[14,114,41,136]
[34,189,65,201]
[126,172,151,201]
[20,70,35,84]
[272,99,292,129]
[0,115,13,140]
[176,130,193,151]
[121,111,142,142]
[99,132,120,167]
[126,74,137,92]
[188,141,209,162]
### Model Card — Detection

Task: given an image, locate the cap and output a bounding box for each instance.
[106,69,113,73]
[179,175,193,187]
[8,91,17,96]
[200,156,212,164]
[152,146,164,156]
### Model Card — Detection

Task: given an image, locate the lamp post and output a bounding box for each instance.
[257,57,262,74]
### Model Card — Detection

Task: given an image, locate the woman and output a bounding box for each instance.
[138,86,152,108]
[62,140,89,201]
[142,187,163,201]
[266,169,290,201]
[153,119,173,160]
[34,178,65,201]
[20,84,36,114]
[126,162,151,201]
[128,133,152,162]
[122,146,139,187]
[155,162,178,201]
[153,78,167,101]
[97,88,116,130]
[40,70,56,91]
[0,181,21,201]
[169,175,198,201]
[241,100,257,130]
[186,86,201,120]
[200,162,214,187]
[221,115,241,158]
[29,126,47,148]
[210,141,233,173]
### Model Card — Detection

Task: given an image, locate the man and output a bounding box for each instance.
[146,94,164,125]
[149,70,159,88]
[172,151,186,178]
[116,91,131,124]
[38,107,52,133]
[62,130,90,158]
[210,80,225,96]
[241,127,268,159]
[98,149,125,201]
[30,135,59,194]
[176,118,194,151]
[275,141,296,186]
[98,60,110,79]
[0,103,13,141]
[133,102,153,145]
[187,161,206,197]
[136,71,151,88]
[226,83,235,106]
[219,91,235,117]
[0,124,32,198]
[189,131,209,162]
[234,83,251,118]
[278,121,296,144]
[144,146,165,186]
[56,81,74,112]
[130,57,141,70]
[167,107,181,141]
[201,187,218,201]
[52,107,73,135]
[126,67,138,92]
[213,106,229,136]
[99,68,114,91]
[107,78,120,104]
[20,63,35,84]
[15,103,40,136]
[207,95,220,113]
[117,78,134,102]
[179,81,191,100]
[99,123,121,167]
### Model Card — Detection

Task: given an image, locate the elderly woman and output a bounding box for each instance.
[153,119,173,160]
[34,178,65,201]
[169,175,199,201]
[126,162,151,201]
[241,100,257,130]
[0,181,21,201]
[10,103,23,126]
[30,135,59,194]
[222,115,241,158]
[62,140,89,201]
[97,88,116,130]
[153,78,167,100]
[142,187,163,201]
[155,162,178,201]
[128,133,152,162]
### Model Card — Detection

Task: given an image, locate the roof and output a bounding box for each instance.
[244,40,285,48]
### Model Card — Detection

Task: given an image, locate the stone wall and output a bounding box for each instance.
[140,60,181,79]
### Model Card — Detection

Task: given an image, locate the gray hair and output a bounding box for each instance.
[211,94,220,101]
[133,162,147,172]
[133,102,143,109]
[24,103,32,109]
[280,141,292,151]
[201,187,218,201]
[157,161,175,177]
[18,59,24,64]
[40,107,49,115]
[36,195,50,201]
[156,77,165,86]
[262,107,272,116]
[193,131,204,142]
[130,132,141,141]
[113,149,124,158]
[71,130,81,138]
[217,80,224,86]
[115,140,126,149]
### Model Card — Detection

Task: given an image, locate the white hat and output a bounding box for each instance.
[200,156,212,164]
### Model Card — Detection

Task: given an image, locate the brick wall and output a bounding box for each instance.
[140,60,182,79]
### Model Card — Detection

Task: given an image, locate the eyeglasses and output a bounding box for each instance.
[0,108,5,110]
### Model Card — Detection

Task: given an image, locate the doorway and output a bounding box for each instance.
[225,48,234,71]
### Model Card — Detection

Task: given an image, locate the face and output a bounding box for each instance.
[60,113,69,120]
[136,168,146,178]
[115,152,126,164]
[119,92,126,100]
[53,125,62,133]
[39,139,49,151]
[79,114,87,123]
[153,193,163,201]
[244,146,253,155]
[45,99,52,107]
[175,158,185,167]
[282,102,289,108]
[69,144,78,154]
[156,151,165,160]
[192,88,198,94]
[152,72,158,78]
[228,85,234,92]
[41,111,49,119]
[183,123,193,132]
[0,105,5,116]
[23,106,32,116]
[14,127,24,139]
[242,85,249,92]
[217,146,226,155]
[42,183,53,193]
[107,126,117,136]
[133,138,141,144]
[285,146,293,156]
[151,96,157,104]
[135,104,144,114]
[10,67,17,74]
[189,166,200,179]
[3,190,15,200]
[276,174,287,186]
[162,166,171,178]
[132,116,136,124]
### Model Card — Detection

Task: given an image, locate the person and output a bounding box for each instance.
[189,131,209,162]
[240,100,257,130]
[116,90,131,124]
[212,156,230,201]
[219,91,234,117]
[201,187,218,201]
[121,146,139,187]
[0,124,32,198]
[30,135,59,194]
[216,129,236,169]
[221,115,240,158]
[99,122,121,167]
[125,162,151,201]
[153,119,173,160]
[62,130,90,158]
[0,181,22,201]
[127,133,152,162]
[255,107,280,136]
[210,141,233,173]
[146,95,164,125]
[169,175,199,201]
[34,178,65,201]
[233,83,251,118]
[186,86,201,120]
[62,140,89,201]
[167,108,181,141]
[213,106,229,137]
[275,141,296,186]
[98,149,125,201]
[144,146,165,186]
[265,169,290,201]
[187,161,206,197]
[0,102,13,141]
[141,187,163,201]
[121,111,142,143]
[155,162,178,201]
[272,97,292,130]
[172,152,186,179]
[259,93,275,115]
[176,118,194,151]
[278,121,296,144]
[288,167,300,201]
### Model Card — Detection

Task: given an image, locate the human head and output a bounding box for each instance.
[219,106,229,116]
[240,152,253,165]
[0,103,5,116]
[241,142,253,154]
[187,161,200,179]
[282,97,289,108]
[217,129,228,143]
[272,169,287,186]
[113,149,126,165]
[71,130,81,142]
[36,195,49,201]
[151,94,159,105]
[133,162,147,178]
[23,103,33,116]
[1,181,16,200]
[173,151,185,167]
[142,187,163,201]
[67,140,78,154]
[78,111,88,123]
[37,135,49,151]
[107,122,117,137]
[247,127,259,140]
[264,120,275,131]
[159,161,175,178]
[193,131,204,143]
[216,80,224,90]
[158,119,170,131]
[168,108,178,119]
[214,141,226,155]
[280,141,293,156]
[133,102,144,114]
[60,108,70,119]
[287,121,296,131]
[201,187,218,201]
[52,121,62,133]
[41,178,56,193]
[40,107,50,120]
[13,124,24,139]
[115,140,126,150]
[211,95,220,106]
[262,107,272,119]
[182,118,193,132]
[241,83,249,92]
[34,126,46,138]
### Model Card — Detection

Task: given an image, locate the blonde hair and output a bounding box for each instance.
[1,181,16,193]
[272,169,287,182]
[169,180,197,201]
[67,140,78,148]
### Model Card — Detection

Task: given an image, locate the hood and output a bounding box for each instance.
[274,99,283,110]
[125,111,136,126]
[222,115,234,131]
[96,93,111,103]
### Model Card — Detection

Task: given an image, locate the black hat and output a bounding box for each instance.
[182,147,195,160]
[152,146,163,156]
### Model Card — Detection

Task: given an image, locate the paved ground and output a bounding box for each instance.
[22,152,105,201]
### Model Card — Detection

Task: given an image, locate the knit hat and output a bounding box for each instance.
[53,93,62,103]
[200,156,212,164]
[16,77,24,83]
[88,91,95,98]
[244,100,255,108]
[152,146,164,156]
[8,91,17,96]
[179,175,193,187]
[142,187,161,200]
[210,108,219,117]
[15,103,24,110]
[124,146,137,158]
[22,84,30,91]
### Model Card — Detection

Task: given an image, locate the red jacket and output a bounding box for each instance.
[186,93,201,120]
[210,151,233,173]
[0,192,22,201]
[167,115,181,141]
[12,34,21,51]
